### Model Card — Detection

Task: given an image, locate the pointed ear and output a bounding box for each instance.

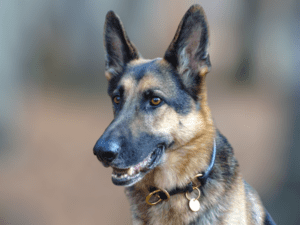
[104,11,140,80]
[164,5,211,91]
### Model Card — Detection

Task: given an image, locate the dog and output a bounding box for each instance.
[93,4,276,225]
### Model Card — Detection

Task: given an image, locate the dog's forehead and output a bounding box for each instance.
[125,59,162,81]
[120,58,174,93]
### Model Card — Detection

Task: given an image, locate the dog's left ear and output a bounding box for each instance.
[104,11,140,80]
[164,5,211,92]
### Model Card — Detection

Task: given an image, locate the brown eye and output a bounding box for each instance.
[113,96,121,104]
[150,97,161,106]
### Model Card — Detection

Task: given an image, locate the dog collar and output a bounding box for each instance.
[146,139,217,207]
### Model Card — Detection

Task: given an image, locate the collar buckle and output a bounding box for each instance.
[146,188,170,206]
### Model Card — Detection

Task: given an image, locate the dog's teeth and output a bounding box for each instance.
[128,167,134,176]
[143,158,148,166]
[112,152,154,180]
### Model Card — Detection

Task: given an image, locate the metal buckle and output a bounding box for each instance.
[145,189,170,206]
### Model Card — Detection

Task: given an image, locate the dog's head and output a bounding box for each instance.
[94,5,213,187]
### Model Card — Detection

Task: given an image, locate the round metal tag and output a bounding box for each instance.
[189,198,200,212]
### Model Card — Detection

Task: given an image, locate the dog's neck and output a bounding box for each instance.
[146,139,216,201]
[125,131,241,225]
[125,130,219,224]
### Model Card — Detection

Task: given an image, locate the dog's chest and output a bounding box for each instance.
[127,189,219,225]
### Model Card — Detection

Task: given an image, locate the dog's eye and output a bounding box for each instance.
[113,96,121,104]
[150,97,162,106]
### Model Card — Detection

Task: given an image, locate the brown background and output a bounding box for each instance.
[1,0,299,224]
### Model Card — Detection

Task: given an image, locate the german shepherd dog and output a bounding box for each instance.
[93,4,276,225]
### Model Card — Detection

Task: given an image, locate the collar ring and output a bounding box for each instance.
[185,187,201,201]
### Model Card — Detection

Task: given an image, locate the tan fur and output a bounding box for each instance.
[105,71,113,81]
[138,74,162,93]
[121,76,136,97]
[200,66,209,76]
[222,173,248,224]
[244,182,265,224]
[130,58,152,66]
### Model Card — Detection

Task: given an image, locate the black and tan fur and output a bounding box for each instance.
[93,5,276,225]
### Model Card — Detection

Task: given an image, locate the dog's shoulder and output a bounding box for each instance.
[244,181,276,224]
[243,181,265,224]
[215,131,276,224]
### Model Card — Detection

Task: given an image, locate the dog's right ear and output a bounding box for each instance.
[104,11,140,80]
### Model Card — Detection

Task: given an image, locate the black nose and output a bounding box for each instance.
[93,138,120,166]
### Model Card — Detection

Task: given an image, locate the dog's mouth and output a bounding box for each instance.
[111,145,165,186]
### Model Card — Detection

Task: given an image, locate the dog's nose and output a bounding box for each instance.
[93,139,120,166]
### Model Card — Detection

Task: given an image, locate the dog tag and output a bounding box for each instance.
[189,198,200,212]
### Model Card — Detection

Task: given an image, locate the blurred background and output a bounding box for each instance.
[0,0,299,224]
